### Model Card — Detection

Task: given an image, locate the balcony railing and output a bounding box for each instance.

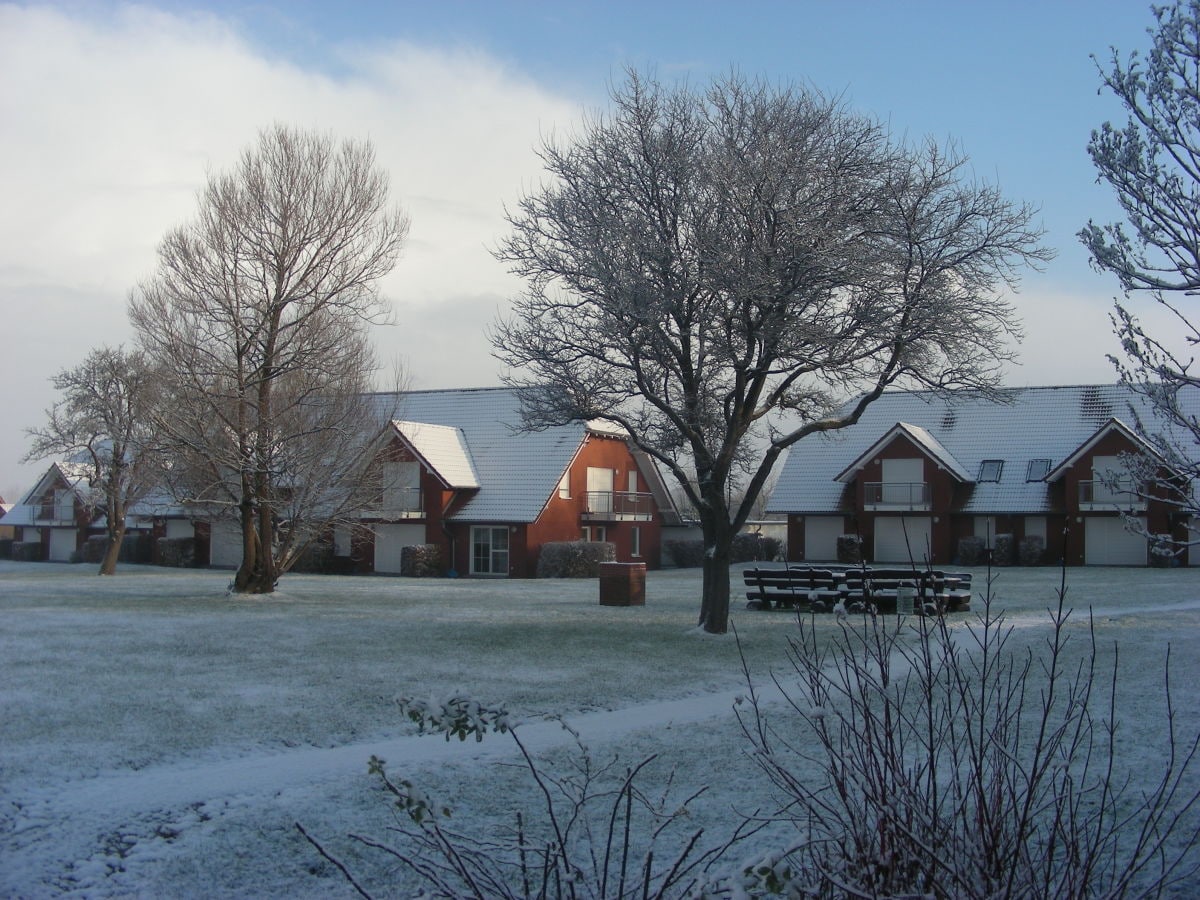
[863,482,931,511]
[582,490,654,522]
[360,488,424,520]
[1078,480,1146,511]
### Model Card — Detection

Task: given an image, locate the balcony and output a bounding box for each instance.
[582,490,654,522]
[360,488,424,520]
[1078,480,1146,512]
[863,482,930,511]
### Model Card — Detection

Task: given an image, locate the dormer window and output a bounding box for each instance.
[1026,458,1051,482]
[977,459,1003,482]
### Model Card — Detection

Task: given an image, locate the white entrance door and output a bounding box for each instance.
[804,516,844,562]
[1085,516,1147,565]
[374,523,426,573]
[874,517,932,564]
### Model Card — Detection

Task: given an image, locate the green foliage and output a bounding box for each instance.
[397,693,511,743]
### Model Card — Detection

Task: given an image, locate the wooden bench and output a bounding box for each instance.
[743,566,843,611]
[743,566,972,615]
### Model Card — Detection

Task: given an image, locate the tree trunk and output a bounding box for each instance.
[99,522,125,576]
[697,511,734,634]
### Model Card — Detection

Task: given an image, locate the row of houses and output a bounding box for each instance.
[1,388,684,575]
[4,383,1196,573]
[767,383,1197,567]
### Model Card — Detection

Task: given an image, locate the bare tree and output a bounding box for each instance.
[494,71,1050,633]
[1081,0,1200,547]
[25,346,155,575]
[130,125,409,593]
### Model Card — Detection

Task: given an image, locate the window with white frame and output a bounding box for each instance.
[558,470,570,499]
[631,526,641,557]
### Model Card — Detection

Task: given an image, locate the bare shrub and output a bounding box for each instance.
[298,694,758,898]
[735,573,1200,897]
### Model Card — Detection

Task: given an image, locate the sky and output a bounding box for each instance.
[0,0,1175,498]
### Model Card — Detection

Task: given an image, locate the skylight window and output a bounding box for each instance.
[977,459,1003,482]
[1026,458,1051,482]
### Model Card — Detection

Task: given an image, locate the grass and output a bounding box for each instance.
[1,559,1198,897]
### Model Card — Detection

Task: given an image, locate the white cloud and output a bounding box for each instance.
[0,3,578,493]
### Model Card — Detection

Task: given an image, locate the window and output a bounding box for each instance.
[977,459,1004,482]
[1026,458,1051,482]
[557,470,570,499]
[581,526,606,543]
[631,526,641,557]
[471,526,510,575]
[627,470,638,493]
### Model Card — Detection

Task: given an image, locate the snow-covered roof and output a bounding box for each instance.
[0,463,92,527]
[833,422,974,484]
[368,388,590,523]
[392,420,480,490]
[767,384,1200,516]
[1044,418,1166,482]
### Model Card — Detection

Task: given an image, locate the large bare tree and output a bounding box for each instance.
[131,125,408,593]
[494,72,1050,633]
[1081,0,1200,548]
[25,346,155,575]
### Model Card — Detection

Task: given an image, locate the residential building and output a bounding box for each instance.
[0,463,93,560]
[766,385,1197,567]
[343,387,681,576]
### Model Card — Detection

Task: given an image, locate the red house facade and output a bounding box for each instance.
[768,386,1196,567]
[348,388,680,577]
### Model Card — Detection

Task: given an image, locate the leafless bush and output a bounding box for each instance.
[736,571,1200,897]
[298,694,760,898]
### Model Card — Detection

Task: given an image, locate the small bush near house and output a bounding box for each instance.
[0,538,12,559]
[81,536,107,564]
[1019,534,1045,566]
[664,539,706,568]
[1151,534,1176,568]
[400,544,441,577]
[11,542,43,562]
[155,537,196,568]
[836,533,863,564]
[992,532,1015,566]
[120,532,154,564]
[731,532,783,563]
[958,535,986,565]
[290,541,335,574]
[536,541,616,577]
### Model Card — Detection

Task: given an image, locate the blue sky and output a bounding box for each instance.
[0,0,1170,495]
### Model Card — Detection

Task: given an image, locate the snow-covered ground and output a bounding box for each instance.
[1,560,1198,897]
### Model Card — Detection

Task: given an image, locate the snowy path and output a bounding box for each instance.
[16,594,1200,823]
[9,682,768,820]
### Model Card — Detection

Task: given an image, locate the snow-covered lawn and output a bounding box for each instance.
[1,560,1198,897]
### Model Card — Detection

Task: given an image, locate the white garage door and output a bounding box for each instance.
[48,528,77,561]
[209,520,242,568]
[804,517,844,562]
[374,523,426,574]
[874,517,932,564]
[1085,516,1147,566]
